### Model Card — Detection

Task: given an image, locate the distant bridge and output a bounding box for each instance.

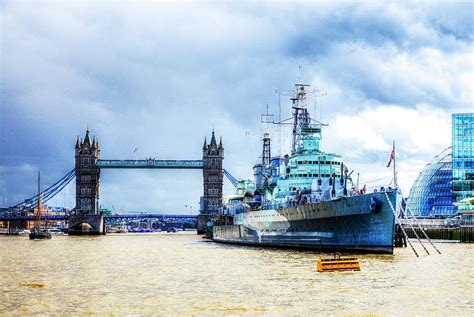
[0,214,198,222]
[105,214,197,222]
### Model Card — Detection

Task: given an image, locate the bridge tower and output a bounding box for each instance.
[198,131,224,233]
[75,128,100,214]
[69,128,104,235]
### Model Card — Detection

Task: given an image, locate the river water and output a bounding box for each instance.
[1,232,472,316]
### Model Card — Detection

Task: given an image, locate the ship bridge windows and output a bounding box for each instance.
[315,161,341,166]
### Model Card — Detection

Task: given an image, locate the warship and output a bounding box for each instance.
[211,81,400,254]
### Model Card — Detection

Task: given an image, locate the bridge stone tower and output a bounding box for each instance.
[198,131,224,233]
[69,128,104,235]
[75,128,100,214]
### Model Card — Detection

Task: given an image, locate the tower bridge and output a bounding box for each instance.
[1,127,227,234]
[69,127,223,235]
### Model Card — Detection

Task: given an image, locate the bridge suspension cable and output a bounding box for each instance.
[223,169,239,187]
[11,168,76,210]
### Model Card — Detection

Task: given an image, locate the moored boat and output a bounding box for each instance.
[29,172,52,240]
[29,228,52,240]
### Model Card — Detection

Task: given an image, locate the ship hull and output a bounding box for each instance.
[213,190,398,254]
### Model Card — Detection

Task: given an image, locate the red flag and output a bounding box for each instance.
[386,147,395,167]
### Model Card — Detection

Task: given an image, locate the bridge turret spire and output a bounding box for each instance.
[75,136,81,149]
[203,137,207,150]
[210,130,217,148]
[83,128,92,147]
[218,137,224,150]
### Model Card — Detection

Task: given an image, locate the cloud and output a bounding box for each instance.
[326,103,452,191]
[333,104,451,154]
[0,1,472,211]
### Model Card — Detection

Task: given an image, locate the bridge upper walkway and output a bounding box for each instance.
[96,159,204,169]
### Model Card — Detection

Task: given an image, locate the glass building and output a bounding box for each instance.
[407,113,474,217]
[452,113,474,205]
[407,147,454,216]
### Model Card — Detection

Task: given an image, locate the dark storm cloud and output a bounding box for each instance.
[0,1,472,210]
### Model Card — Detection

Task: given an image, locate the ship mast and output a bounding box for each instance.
[260,104,273,167]
[36,171,42,229]
[262,132,271,166]
[291,83,311,155]
[393,140,397,188]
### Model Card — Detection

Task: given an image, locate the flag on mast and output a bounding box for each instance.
[386,144,395,167]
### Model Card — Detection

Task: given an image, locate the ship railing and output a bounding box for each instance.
[262,201,297,210]
[223,204,248,215]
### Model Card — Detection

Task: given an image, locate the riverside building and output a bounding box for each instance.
[407,113,473,216]
[452,113,474,207]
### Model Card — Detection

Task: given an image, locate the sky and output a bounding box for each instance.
[1,1,473,213]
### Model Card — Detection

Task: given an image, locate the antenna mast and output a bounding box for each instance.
[262,132,271,166]
[260,105,274,166]
[291,83,311,155]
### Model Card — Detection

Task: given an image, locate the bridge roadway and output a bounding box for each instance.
[96,159,204,169]
[0,214,198,222]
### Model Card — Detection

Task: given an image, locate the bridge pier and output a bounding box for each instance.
[197,214,216,234]
[68,214,105,235]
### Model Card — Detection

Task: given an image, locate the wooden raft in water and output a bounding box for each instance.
[316,254,361,272]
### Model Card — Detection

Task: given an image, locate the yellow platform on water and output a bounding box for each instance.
[316,254,361,272]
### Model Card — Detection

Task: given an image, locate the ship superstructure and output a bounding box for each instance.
[213,81,399,254]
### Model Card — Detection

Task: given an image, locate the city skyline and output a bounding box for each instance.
[1,1,473,212]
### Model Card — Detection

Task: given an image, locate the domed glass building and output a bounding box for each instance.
[407,147,454,217]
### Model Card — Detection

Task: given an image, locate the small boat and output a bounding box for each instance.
[29,172,52,240]
[46,228,64,235]
[29,228,52,240]
[117,222,128,233]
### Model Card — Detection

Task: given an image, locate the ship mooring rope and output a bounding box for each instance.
[397,189,442,255]
[400,214,431,255]
[384,191,419,257]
